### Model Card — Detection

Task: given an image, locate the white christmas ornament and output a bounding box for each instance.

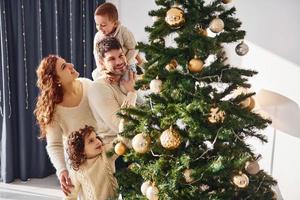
[209,17,224,33]
[146,185,159,200]
[150,77,162,94]
[141,181,152,195]
[132,133,151,153]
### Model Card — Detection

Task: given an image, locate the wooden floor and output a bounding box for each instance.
[0,174,284,200]
[0,174,63,200]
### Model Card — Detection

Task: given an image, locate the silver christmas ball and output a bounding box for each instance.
[235,41,249,56]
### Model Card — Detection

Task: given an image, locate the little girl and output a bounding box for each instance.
[65,125,118,200]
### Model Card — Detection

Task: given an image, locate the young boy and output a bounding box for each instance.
[92,2,144,80]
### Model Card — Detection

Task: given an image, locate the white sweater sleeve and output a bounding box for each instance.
[88,82,137,134]
[93,32,103,70]
[122,27,138,65]
[45,119,67,177]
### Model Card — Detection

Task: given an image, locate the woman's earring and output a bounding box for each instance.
[57,82,62,87]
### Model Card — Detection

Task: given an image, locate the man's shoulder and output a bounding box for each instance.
[90,78,109,88]
[88,78,114,95]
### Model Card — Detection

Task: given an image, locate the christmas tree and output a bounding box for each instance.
[114,0,277,199]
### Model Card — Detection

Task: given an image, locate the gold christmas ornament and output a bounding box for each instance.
[160,127,181,149]
[195,24,208,36]
[222,0,232,4]
[183,169,194,183]
[209,17,224,33]
[165,7,185,29]
[132,133,151,154]
[188,57,204,73]
[165,59,178,71]
[141,181,152,195]
[146,185,159,200]
[198,27,208,36]
[235,41,249,56]
[114,142,126,156]
[150,76,162,94]
[233,173,249,188]
[208,107,225,123]
[245,160,260,175]
[240,97,255,111]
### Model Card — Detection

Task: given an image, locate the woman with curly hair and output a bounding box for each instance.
[34,55,97,195]
[66,125,118,200]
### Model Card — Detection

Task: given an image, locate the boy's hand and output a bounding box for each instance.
[121,71,136,92]
[101,70,120,84]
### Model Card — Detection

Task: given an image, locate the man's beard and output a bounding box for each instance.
[109,64,127,76]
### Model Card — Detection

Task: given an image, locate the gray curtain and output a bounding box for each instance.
[0,0,104,183]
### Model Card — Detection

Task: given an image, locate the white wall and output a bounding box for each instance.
[234,0,300,67]
[110,0,300,199]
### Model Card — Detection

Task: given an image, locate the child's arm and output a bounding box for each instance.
[122,27,138,65]
[93,32,103,70]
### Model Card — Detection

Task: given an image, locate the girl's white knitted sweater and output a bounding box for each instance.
[65,144,118,200]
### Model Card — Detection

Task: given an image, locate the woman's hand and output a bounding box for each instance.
[59,169,74,195]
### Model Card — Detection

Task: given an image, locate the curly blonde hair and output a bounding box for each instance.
[67,125,100,171]
[34,55,64,138]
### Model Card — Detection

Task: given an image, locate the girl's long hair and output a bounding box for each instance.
[34,55,64,138]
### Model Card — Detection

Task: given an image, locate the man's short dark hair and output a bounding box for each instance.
[96,37,122,60]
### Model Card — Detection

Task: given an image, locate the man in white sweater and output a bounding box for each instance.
[88,37,137,145]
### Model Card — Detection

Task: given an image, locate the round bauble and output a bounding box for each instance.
[188,57,204,73]
[235,41,249,56]
[209,17,224,33]
[195,24,208,36]
[165,59,178,71]
[141,181,152,195]
[132,133,151,154]
[160,127,181,149]
[245,160,260,175]
[233,173,249,188]
[165,7,185,29]
[146,185,159,200]
[114,142,126,156]
[150,77,162,94]
[222,0,232,4]
[240,97,255,111]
